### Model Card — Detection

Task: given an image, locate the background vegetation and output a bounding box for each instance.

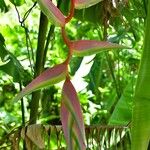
[0,0,149,149]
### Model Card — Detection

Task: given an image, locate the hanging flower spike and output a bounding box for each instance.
[14,63,68,101]
[37,0,65,27]
[61,78,86,150]
[70,40,127,56]
[74,0,103,9]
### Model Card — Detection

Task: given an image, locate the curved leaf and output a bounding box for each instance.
[0,33,26,82]
[74,0,103,9]
[0,0,8,12]
[70,40,126,56]
[14,63,68,101]
[108,80,134,125]
[132,2,150,149]
[10,0,25,6]
[61,79,86,150]
[70,57,83,75]
[37,0,65,27]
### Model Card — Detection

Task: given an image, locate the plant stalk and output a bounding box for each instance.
[29,12,48,124]
[132,2,150,149]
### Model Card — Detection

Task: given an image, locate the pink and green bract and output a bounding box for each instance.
[70,40,126,56]
[61,79,86,150]
[14,63,67,101]
[37,0,65,27]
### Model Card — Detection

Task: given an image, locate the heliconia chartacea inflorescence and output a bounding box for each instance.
[74,0,103,9]
[37,0,65,27]
[14,63,68,101]
[61,79,86,150]
[70,40,126,56]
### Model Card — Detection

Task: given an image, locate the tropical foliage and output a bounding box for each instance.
[0,0,149,149]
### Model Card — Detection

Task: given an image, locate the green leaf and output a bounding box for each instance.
[0,33,5,44]
[14,63,68,101]
[85,54,104,97]
[74,3,103,24]
[37,0,65,27]
[59,1,103,24]
[74,0,103,9]
[132,2,150,149]
[0,0,8,12]
[9,0,25,6]
[70,40,126,56]
[0,33,26,82]
[61,78,86,150]
[0,43,7,61]
[69,57,83,75]
[0,57,24,82]
[108,81,134,125]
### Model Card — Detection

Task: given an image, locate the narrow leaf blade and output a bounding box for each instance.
[108,80,133,125]
[37,0,65,27]
[70,40,126,56]
[74,0,103,9]
[14,63,67,101]
[61,79,86,150]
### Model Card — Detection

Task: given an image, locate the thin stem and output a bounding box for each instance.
[61,27,73,65]
[43,25,55,66]
[26,30,35,63]
[116,51,122,94]
[61,27,71,47]
[24,26,34,74]
[65,0,75,23]
[19,82,25,126]
[102,14,121,98]
[14,2,37,25]
[105,52,121,98]
[22,2,37,23]
[14,4,35,73]
[14,5,22,23]
[19,81,26,150]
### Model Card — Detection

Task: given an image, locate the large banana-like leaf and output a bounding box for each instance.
[14,63,68,101]
[70,40,126,56]
[132,2,150,150]
[37,0,65,27]
[61,79,86,150]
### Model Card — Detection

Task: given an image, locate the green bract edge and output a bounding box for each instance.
[73,45,126,56]
[75,0,103,9]
[37,0,65,27]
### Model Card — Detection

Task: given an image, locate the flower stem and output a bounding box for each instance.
[65,0,75,23]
